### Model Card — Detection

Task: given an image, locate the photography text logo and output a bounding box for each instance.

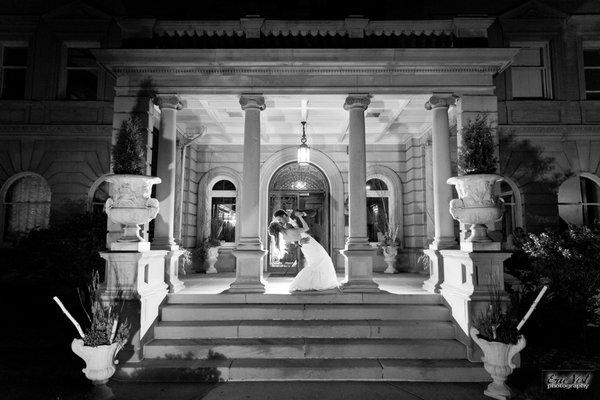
[543,370,594,391]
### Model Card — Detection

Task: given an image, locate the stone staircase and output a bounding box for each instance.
[116,292,489,382]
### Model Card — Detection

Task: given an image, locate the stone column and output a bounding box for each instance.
[340,94,379,292]
[152,95,183,250]
[230,94,267,293]
[423,95,458,293]
[152,95,185,293]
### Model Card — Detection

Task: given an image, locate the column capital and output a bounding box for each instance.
[425,95,459,110]
[239,94,266,111]
[153,95,184,110]
[344,94,371,111]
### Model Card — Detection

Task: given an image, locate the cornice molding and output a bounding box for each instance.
[124,17,494,39]
[94,48,519,76]
[111,65,504,75]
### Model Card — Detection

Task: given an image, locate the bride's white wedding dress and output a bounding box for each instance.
[289,233,339,292]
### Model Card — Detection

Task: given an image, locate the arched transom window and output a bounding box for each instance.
[558,174,600,227]
[210,179,237,243]
[1,173,51,243]
[366,178,391,242]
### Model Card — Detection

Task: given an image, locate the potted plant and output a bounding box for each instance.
[205,237,224,274]
[104,117,161,249]
[193,237,223,274]
[470,278,547,400]
[54,272,130,386]
[378,225,401,274]
[470,286,525,400]
[447,115,504,242]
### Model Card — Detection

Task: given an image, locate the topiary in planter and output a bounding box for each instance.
[112,117,146,175]
[458,115,498,175]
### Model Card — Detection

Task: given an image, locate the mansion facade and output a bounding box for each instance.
[1,0,600,276]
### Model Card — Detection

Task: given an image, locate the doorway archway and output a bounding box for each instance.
[259,147,345,271]
[268,162,330,272]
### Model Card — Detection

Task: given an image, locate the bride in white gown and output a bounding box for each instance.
[269,210,339,292]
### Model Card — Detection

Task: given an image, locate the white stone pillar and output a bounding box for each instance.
[152,95,185,293]
[230,94,267,293]
[426,95,457,249]
[152,95,183,251]
[340,94,379,292]
[422,95,457,293]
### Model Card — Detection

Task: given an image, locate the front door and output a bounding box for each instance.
[267,163,330,273]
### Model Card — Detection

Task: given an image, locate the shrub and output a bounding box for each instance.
[457,115,498,175]
[112,117,146,175]
[508,225,600,345]
[0,211,106,297]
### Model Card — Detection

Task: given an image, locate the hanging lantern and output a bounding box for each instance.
[297,121,310,165]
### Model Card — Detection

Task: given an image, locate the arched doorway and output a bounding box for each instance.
[267,162,330,272]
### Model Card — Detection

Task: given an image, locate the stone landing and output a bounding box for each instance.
[114,288,489,382]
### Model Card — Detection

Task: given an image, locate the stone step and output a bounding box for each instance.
[160,304,451,322]
[153,320,456,340]
[167,292,442,305]
[115,358,490,382]
[143,338,466,360]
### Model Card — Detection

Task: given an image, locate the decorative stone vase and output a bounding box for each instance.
[447,174,504,242]
[206,245,221,274]
[71,339,122,385]
[382,245,398,274]
[470,328,526,400]
[104,174,161,243]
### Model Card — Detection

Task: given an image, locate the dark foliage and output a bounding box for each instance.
[112,117,146,175]
[457,115,498,175]
[506,224,600,349]
[0,211,107,297]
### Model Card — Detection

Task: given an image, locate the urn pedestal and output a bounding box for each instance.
[447,174,504,242]
[104,174,161,251]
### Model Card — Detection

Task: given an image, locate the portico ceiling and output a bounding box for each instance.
[175,94,432,145]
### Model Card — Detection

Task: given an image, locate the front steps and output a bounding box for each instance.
[115,292,489,382]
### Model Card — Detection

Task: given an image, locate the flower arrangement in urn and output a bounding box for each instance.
[447,115,504,242]
[53,272,130,385]
[470,276,548,400]
[377,225,401,274]
[104,117,161,251]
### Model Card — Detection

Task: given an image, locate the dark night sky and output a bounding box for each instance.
[0,0,594,19]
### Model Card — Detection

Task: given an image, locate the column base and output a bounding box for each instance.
[152,237,179,251]
[165,249,185,294]
[340,246,379,293]
[229,248,267,293]
[422,249,443,294]
[429,236,457,250]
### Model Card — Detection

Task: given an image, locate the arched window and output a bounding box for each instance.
[210,179,237,243]
[1,173,51,243]
[558,174,600,227]
[493,177,523,244]
[89,181,109,214]
[366,178,391,242]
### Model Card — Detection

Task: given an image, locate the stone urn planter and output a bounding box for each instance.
[470,328,526,400]
[104,174,161,249]
[447,174,504,242]
[206,245,221,274]
[71,339,122,385]
[382,245,398,274]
